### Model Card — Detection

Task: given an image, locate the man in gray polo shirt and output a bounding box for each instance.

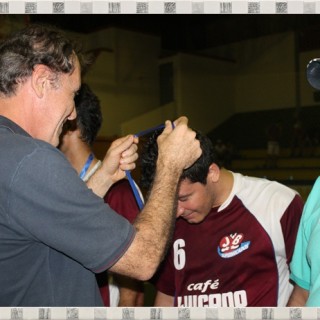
[0,24,201,306]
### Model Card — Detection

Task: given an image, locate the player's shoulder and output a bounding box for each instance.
[111,179,131,192]
[235,172,298,202]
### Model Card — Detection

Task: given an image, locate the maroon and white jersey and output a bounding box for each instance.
[154,173,303,307]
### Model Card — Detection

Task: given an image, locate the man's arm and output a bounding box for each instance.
[109,117,201,281]
[287,284,309,306]
[154,291,174,306]
[104,180,145,306]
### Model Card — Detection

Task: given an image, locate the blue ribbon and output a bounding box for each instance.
[126,122,174,210]
[79,153,94,180]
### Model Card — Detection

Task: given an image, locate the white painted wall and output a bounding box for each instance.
[63,27,320,138]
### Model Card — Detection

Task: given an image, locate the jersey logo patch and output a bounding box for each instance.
[217,233,250,258]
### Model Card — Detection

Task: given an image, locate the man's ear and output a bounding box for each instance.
[208,163,220,183]
[31,65,52,98]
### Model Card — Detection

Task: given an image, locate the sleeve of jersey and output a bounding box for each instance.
[104,179,140,223]
[280,194,304,264]
[7,146,135,272]
[290,177,320,291]
[152,250,176,297]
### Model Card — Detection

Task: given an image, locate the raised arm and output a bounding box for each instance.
[109,117,201,280]
[86,134,138,197]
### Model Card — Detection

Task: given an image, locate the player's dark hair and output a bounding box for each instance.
[140,129,220,191]
[74,83,102,146]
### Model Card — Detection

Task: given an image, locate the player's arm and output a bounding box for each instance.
[154,291,174,306]
[287,284,309,306]
[87,135,138,197]
[113,274,144,306]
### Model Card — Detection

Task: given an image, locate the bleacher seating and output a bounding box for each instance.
[208,106,320,201]
[230,147,319,201]
[208,105,320,149]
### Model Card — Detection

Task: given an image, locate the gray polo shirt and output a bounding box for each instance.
[0,116,135,306]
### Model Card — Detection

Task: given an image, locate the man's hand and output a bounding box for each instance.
[87,135,138,197]
[100,135,139,183]
[157,116,202,172]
